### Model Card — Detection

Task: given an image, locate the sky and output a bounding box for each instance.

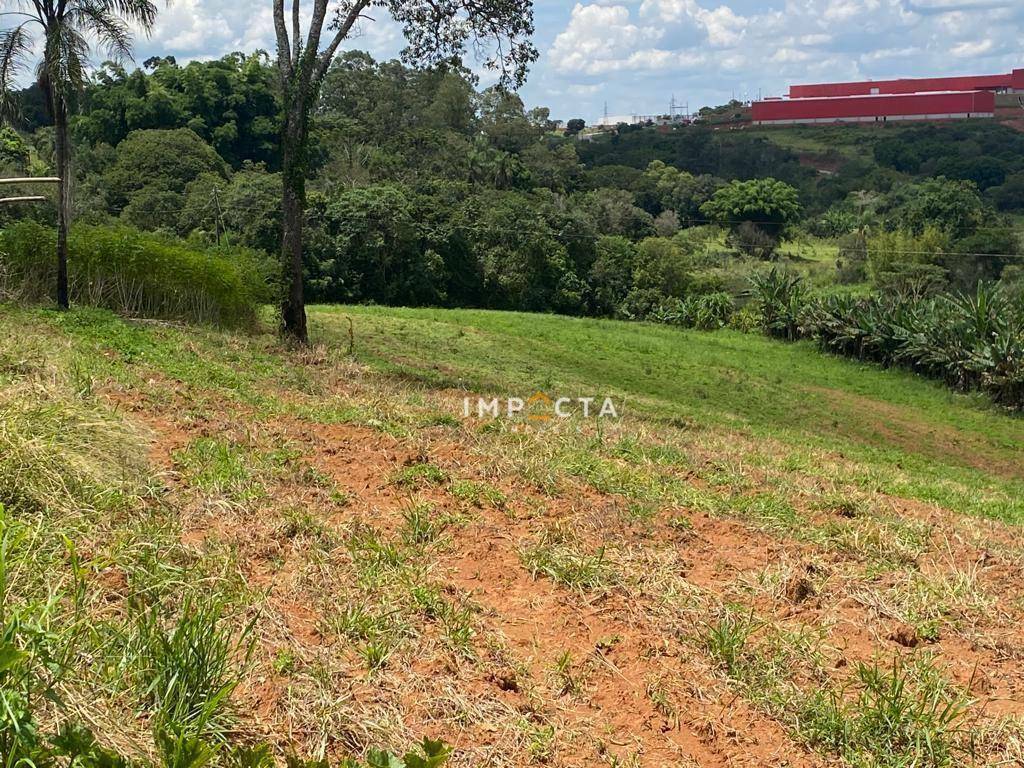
[74,0,1024,122]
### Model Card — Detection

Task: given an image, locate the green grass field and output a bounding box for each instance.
[315,305,1024,521]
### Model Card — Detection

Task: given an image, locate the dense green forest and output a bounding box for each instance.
[4,50,1024,316]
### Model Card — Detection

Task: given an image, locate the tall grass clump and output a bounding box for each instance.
[0,505,127,767]
[799,656,973,768]
[0,387,144,521]
[128,597,253,744]
[0,221,273,327]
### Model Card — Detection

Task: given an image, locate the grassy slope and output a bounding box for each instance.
[5,302,1024,767]
[315,305,1024,521]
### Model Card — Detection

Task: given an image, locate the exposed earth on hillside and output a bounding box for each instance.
[4,305,1024,767]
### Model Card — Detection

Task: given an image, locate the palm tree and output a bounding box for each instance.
[0,0,160,309]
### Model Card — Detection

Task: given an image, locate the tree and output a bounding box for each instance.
[637,160,721,220]
[587,235,634,315]
[990,173,1024,212]
[104,128,228,221]
[564,118,585,136]
[580,188,655,240]
[886,177,986,240]
[271,0,537,343]
[0,126,29,171]
[700,178,802,257]
[0,0,160,309]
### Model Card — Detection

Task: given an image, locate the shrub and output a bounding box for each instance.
[0,221,273,327]
[810,208,857,238]
[795,282,1024,408]
[866,228,949,281]
[873,263,949,300]
[650,292,734,330]
[728,221,780,260]
[835,232,868,285]
[748,268,806,340]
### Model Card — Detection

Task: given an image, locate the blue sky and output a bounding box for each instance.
[122,0,1024,122]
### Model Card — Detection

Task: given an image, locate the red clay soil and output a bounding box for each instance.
[99,372,1024,767]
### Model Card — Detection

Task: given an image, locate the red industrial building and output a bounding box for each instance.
[788,69,1024,99]
[752,90,996,125]
[752,68,1021,126]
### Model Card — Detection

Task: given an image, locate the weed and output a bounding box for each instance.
[521,532,616,593]
[524,721,556,763]
[272,647,297,675]
[348,524,408,582]
[279,506,335,545]
[442,603,476,656]
[701,607,757,676]
[360,640,393,673]
[551,650,583,696]
[853,564,992,640]
[645,676,678,724]
[174,438,262,502]
[332,603,403,644]
[129,596,252,741]
[449,479,507,509]
[393,462,448,488]
[668,514,693,532]
[402,500,443,546]
[813,492,865,519]
[731,493,803,532]
[813,515,931,570]
[799,655,973,767]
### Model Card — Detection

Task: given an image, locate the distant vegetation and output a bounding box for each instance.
[0,221,271,327]
[750,269,1024,408]
[2,50,1023,403]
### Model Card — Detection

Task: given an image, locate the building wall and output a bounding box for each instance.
[754,113,994,126]
[788,69,1024,99]
[752,91,995,124]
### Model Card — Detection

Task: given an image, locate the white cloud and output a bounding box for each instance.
[799,33,833,45]
[770,48,812,63]
[569,83,604,95]
[549,3,664,75]
[950,39,994,57]
[700,6,747,47]
[859,46,922,62]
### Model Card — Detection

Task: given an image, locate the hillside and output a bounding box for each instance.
[577,120,1024,215]
[4,303,1024,766]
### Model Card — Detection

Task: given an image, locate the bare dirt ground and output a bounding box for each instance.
[96,342,1024,768]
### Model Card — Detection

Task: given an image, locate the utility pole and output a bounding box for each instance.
[213,187,224,246]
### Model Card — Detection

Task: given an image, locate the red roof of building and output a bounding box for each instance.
[752,91,995,122]
[789,69,1024,99]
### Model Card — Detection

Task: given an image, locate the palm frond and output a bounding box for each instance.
[70,2,135,61]
[0,22,35,119]
[41,18,90,99]
[77,0,160,32]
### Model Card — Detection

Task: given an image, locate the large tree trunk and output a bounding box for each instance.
[280,118,308,343]
[51,90,71,310]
